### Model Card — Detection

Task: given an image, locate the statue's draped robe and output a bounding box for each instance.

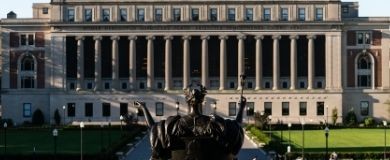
[150,114,244,160]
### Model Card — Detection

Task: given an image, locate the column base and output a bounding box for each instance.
[272,87,278,90]
[255,87,261,90]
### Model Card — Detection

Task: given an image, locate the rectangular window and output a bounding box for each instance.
[21,76,35,88]
[245,8,253,21]
[360,101,369,116]
[137,8,145,22]
[156,102,164,116]
[209,8,218,21]
[317,102,325,115]
[121,82,127,89]
[246,102,255,116]
[228,102,237,116]
[28,34,34,45]
[21,34,27,45]
[67,103,76,117]
[155,8,163,22]
[357,32,372,45]
[102,103,111,117]
[281,8,288,21]
[264,102,272,115]
[84,9,92,22]
[42,8,48,14]
[68,9,75,22]
[120,103,128,116]
[23,103,32,117]
[299,102,307,116]
[263,8,271,21]
[298,8,305,21]
[357,33,364,44]
[173,8,181,22]
[315,8,323,21]
[102,9,110,22]
[364,33,371,44]
[192,8,199,21]
[104,82,110,89]
[120,8,127,22]
[282,102,289,116]
[227,8,235,21]
[85,103,93,117]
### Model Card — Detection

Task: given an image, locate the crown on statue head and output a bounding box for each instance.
[184,83,207,105]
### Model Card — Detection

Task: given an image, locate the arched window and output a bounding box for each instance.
[21,55,34,71]
[356,53,374,88]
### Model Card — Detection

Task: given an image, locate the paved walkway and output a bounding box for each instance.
[125,134,268,160]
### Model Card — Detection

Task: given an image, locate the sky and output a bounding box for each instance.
[0,0,389,19]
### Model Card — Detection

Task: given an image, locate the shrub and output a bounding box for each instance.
[247,125,270,144]
[344,110,357,127]
[32,109,45,125]
[363,117,376,127]
[331,108,338,126]
[54,109,61,126]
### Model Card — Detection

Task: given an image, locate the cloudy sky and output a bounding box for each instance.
[0,0,389,18]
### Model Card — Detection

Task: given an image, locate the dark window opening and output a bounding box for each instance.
[102,103,111,117]
[67,103,76,117]
[85,103,93,117]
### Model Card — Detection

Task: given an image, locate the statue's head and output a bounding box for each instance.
[184,83,207,107]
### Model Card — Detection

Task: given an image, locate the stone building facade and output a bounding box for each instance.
[0,0,389,125]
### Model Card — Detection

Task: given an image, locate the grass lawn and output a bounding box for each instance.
[0,127,143,155]
[271,128,390,152]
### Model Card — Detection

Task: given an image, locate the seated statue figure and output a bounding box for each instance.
[136,84,246,160]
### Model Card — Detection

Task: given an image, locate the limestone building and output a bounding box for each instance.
[0,0,389,125]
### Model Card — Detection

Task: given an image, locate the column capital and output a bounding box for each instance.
[128,36,137,40]
[307,35,317,40]
[182,35,191,40]
[237,34,246,40]
[272,35,281,40]
[164,36,173,40]
[110,36,120,40]
[254,35,264,40]
[219,35,228,40]
[289,35,299,40]
[93,36,102,41]
[75,36,85,41]
[146,35,155,40]
[201,35,210,40]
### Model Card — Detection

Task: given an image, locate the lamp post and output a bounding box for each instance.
[100,122,104,152]
[301,119,305,159]
[119,115,124,133]
[62,105,66,126]
[53,129,58,158]
[288,123,292,153]
[4,122,7,154]
[280,119,283,143]
[212,102,217,115]
[325,126,329,160]
[384,120,387,160]
[246,107,250,124]
[80,122,84,160]
[268,115,272,140]
[175,101,180,115]
[135,110,139,124]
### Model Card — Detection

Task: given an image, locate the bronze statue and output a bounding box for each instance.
[135,77,247,160]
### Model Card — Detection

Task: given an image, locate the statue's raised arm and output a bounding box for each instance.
[235,74,247,124]
[134,101,155,128]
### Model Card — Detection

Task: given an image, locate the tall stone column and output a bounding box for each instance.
[164,36,173,91]
[201,35,209,88]
[146,36,155,90]
[307,35,316,90]
[237,35,246,90]
[76,36,84,90]
[255,35,263,90]
[219,35,228,90]
[183,36,191,89]
[128,36,137,90]
[290,35,298,90]
[93,36,102,91]
[272,35,281,90]
[111,36,119,90]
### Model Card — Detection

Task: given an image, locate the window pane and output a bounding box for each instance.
[317,102,324,115]
[281,8,288,21]
[357,33,364,44]
[85,103,93,117]
[102,103,111,117]
[68,9,74,22]
[228,8,235,21]
[102,9,110,21]
[229,102,236,116]
[299,102,307,116]
[298,8,305,21]
[245,8,253,21]
[85,9,92,22]
[120,9,127,22]
[137,9,145,22]
[365,33,371,44]
[173,8,181,21]
[120,103,128,116]
[192,8,199,21]
[282,102,289,116]
[155,8,162,22]
[156,102,164,116]
[264,102,272,115]
[246,102,255,116]
[28,34,34,45]
[23,103,32,117]
[316,8,323,21]
[210,8,218,21]
[264,8,271,21]
[68,103,76,117]
[21,35,27,45]
[360,101,369,116]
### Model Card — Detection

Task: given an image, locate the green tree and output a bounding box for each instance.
[331,107,338,126]
[54,109,61,125]
[32,109,45,125]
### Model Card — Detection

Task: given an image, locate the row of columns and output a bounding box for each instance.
[73,35,317,91]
